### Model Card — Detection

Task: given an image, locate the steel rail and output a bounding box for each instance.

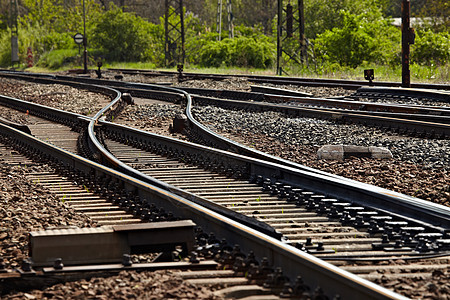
[0,71,352,181]
[107,68,450,91]
[3,72,449,133]
[2,72,449,230]
[191,95,450,137]
[83,79,281,238]
[93,119,450,231]
[176,86,450,124]
[251,86,450,114]
[0,123,407,300]
[49,76,448,233]
[1,71,448,298]
[357,86,450,103]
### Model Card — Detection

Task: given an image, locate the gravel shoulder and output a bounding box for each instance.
[0,164,96,270]
[111,76,450,207]
[193,106,449,206]
[0,78,111,116]
[0,73,448,299]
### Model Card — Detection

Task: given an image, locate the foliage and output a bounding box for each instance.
[0,23,72,67]
[411,30,450,65]
[0,0,448,79]
[20,0,101,33]
[415,0,449,33]
[0,30,12,66]
[198,34,274,68]
[0,0,102,67]
[91,5,164,62]
[186,22,274,68]
[304,0,387,39]
[36,48,80,69]
[314,10,400,67]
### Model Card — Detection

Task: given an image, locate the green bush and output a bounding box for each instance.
[198,39,233,67]
[0,24,52,67]
[232,36,274,68]
[36,48,80,69]
[91,6,163,62]
[305,0,389,38]
[412,30,450,65]
[0,30,12,67]
[314,12,376,67]
[314,11,400,67]
[198,35,274,68]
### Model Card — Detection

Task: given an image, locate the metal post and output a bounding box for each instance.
[227,0,234,38]
[216,0,223,41]
[83,0,88,74]
[10,0,19,68]
[276,0,282,75]
[401,0,411,88]
[180,0,185,64]
[164,0,185,67]
[299,0,306,64]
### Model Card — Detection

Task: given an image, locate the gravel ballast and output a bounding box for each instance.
[192,105,449,206]
[1,73,448,299]
[0,78,111,116]
[0,164,96,270]
[3,270,219,300]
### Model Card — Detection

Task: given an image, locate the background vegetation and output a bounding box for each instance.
[0,0,448,81]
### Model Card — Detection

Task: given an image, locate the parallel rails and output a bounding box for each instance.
[0,96,141,225]
[190,94,450,137]
[1,72,448,227]
[95,119,450,231]
[88,90,450,298]
[251,85,450,121]
[10,71,447,178]
[0,71,446,298]
[0,122,403,299]
[102,137,450,258]
[108,68,450,91]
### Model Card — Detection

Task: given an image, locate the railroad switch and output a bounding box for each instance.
[177,64,184,82]
[170,113,188,133]
[95,61,103,78]
[364,69,374,85]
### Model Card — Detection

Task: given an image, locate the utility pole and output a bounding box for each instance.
[165,0,185,67]
[83,0,88,73]
[10,0,19,68]
[216,0,223,41]
[276,0,282,75]
[401,0,415,88]
[227,0,234,39]
[217,0,234,41]
[277,0,306,75]
[299,0,306,63]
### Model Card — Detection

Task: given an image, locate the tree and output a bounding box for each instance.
[91,5,163,62]
[314,10,400,67]
[416,0,449,32]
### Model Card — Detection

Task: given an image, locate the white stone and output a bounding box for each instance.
[317,145,344,160]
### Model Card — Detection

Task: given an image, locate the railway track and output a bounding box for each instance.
[85,79,449,297]
[0,140,280,299]
[94,116,450,294]
[2,71,448,173]
[0,71,449,298]
[0,113,404,299]
[108,68,450,91]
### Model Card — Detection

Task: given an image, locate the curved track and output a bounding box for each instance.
[0,109,403,299]
[108,68,450,91]
[0,71,449,299]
